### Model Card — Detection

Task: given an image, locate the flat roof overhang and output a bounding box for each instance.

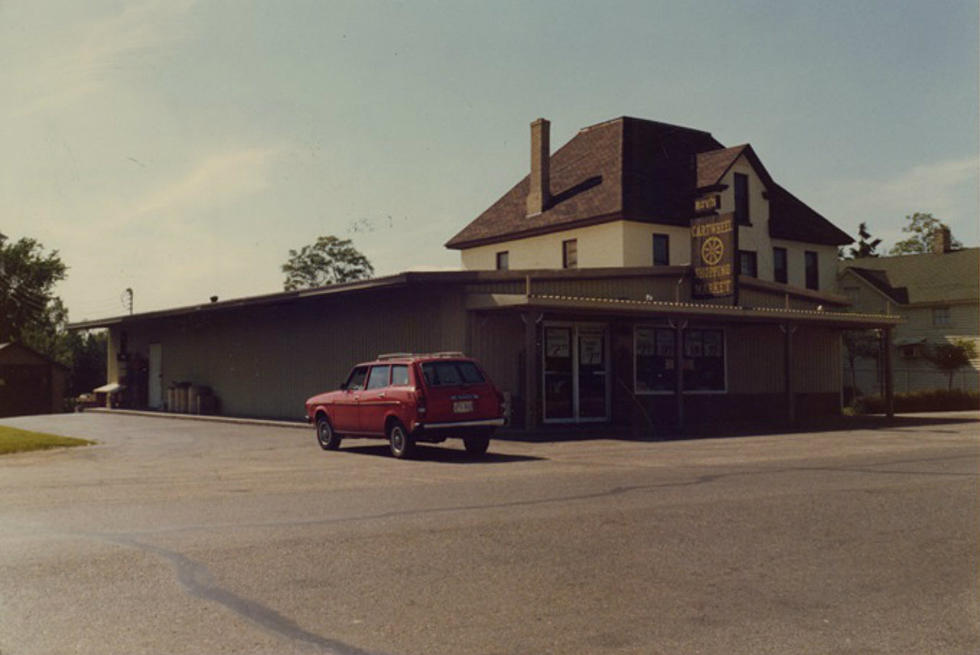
[466,293,903,329]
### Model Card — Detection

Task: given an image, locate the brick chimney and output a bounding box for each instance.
[526,118,550,217]
[933,225,953,254]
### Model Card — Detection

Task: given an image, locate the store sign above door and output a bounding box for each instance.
[691,212,737,301]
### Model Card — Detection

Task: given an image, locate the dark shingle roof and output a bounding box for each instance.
[844,267,910,305]
[446,116,852,249]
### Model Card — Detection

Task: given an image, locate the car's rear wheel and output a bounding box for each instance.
[388,421,414,459]
[316,415,341,451]
[463,435,490,456]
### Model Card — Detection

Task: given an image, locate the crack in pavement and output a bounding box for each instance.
[98,534,388,655]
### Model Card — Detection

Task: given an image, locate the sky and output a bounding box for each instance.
[1,0,977,321]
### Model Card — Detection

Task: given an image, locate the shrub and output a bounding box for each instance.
[853,389,980,414]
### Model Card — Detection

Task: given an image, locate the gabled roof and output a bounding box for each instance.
[0,342,69,369]
[768,183,852,246]
[696,144,775,190]
[839,248,979,304]
[841,267,910,305]
[446,116,852,249]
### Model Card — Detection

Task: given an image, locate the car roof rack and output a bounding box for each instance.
[376,352,415,360]
[375,351,468,361]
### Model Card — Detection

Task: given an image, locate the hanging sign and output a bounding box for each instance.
[691,212,737,300]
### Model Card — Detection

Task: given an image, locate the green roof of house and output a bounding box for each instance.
[840,247,979,304]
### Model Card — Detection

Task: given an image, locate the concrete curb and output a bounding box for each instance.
[85,407,310,430]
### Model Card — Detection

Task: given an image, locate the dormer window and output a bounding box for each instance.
[734,173,750,225]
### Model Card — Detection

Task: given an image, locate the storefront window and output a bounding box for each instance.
[683,329,725,391]
[635,326,725,393]
[635,327,676,393]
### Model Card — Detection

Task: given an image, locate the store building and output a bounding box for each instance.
[72,117,901,429]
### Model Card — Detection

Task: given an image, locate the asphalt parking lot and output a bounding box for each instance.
[1,411,978,654]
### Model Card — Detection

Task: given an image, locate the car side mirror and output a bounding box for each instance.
[339,382,348,391]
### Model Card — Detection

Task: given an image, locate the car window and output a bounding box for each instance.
[391,364,409,386]
[345,366,369,391]
[365,365,391,390]
[421,361,486,386]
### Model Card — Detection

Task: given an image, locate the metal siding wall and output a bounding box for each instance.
[726,324,785,394]
[118,286,469,420]
[739,287,825,311]
[792,327,841,393]
[468,313,524,396]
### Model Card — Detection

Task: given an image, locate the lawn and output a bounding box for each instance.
[0,425,95,455]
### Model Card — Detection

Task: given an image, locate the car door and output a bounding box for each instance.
[357,365,391,434]
[333,366,368,432]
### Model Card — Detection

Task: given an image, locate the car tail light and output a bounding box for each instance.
[415,388,427,416]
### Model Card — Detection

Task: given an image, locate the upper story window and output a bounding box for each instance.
[738,250,758,277]
[932,307,951,327]
[804,251,819,290]
[734,173,749,225]
[562,239,578,269]
[496,251,509,270]
[773,247,788,283]
[652,234,670,266]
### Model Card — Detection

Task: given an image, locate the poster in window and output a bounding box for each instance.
[636,328,655,356]
[685,330,703,358]
[655,329,675,357]
[579,335,603,366]
[703,330,723,357]
[545,328,570,358]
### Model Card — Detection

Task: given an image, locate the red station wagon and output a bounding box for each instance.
[304,352,506,458]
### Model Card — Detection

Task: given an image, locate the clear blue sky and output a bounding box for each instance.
[2,1,976,320]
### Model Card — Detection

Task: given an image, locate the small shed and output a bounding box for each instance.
[0,342,68,418]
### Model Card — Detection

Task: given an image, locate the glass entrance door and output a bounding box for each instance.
[543,324,609,423]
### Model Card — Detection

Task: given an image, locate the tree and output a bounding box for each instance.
[922,339,977,391]
[63,330,107,396]
[840,223,882,260]
[889,213,962,255]
[842,330,880,399]
[0,234,68,352]
[281,235,374,291]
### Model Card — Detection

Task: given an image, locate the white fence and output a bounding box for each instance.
[849,365,979,395]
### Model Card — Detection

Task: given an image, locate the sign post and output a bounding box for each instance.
[690,212,737,303]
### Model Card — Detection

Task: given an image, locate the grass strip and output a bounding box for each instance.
[0,425,95,455]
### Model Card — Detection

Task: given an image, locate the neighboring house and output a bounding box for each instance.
[0,342,68,418]
[72,116,900,429]
[838,238,979,393]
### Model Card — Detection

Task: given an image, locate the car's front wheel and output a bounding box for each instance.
[463,435,490,456]
[316,415,342,451]
[388,421,414,459]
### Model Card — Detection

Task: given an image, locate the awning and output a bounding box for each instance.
[466,293,904,329]
[93,382,125,393]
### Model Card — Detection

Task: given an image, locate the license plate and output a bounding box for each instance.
[452,400,473,414]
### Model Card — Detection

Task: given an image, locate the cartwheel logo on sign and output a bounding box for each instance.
[690,212,737,302]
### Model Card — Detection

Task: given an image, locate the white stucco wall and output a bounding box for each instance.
[460,222,628,270]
